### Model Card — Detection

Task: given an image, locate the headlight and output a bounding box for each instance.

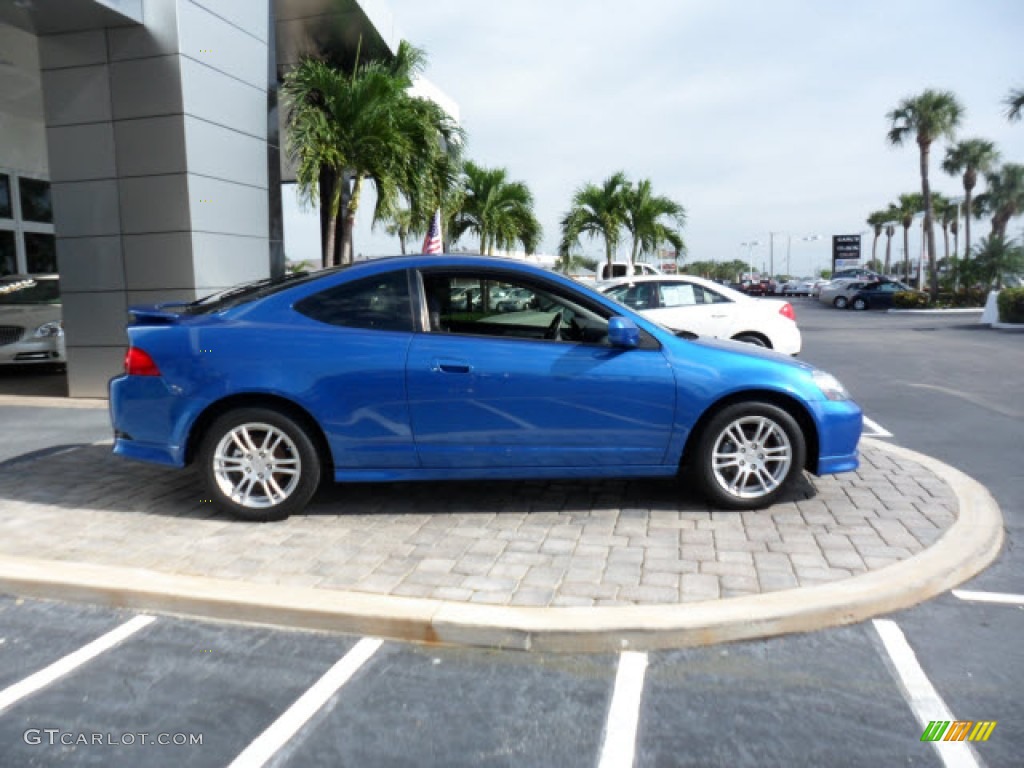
[33,321,64,338]
[812,370,849,401]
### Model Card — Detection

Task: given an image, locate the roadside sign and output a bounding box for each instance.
[832,235,861,268]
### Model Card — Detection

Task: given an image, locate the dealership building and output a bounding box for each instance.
[0,0,401,396]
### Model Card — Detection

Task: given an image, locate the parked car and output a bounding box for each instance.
[599,274,802,355]
[738,277,775,296]
[848,281,919,310]
[597,261,662,282]
[831,268,883,281]
[818,279,878,309]
[0,274,65,366]
[109,256,861,521]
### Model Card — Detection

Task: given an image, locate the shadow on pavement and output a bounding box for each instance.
[0,365,67,398]
[0,444,818,523]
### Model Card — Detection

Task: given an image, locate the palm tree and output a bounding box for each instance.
[883,223,896,274]
[936,197,959,265]
[887,89,964,297]
[381,206,422,255]
[449,161,541,255]
[559,172,629,277]
[1006,88,1024,122]
[972,235,1024,288]
[283,42,463,266]
[974,163,1024,241]
[622,179,686,265]
[866,211,889,265]
[888,194,924,282]
[942,138,999,263]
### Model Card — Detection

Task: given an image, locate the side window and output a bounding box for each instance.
[294,271,412,332]
[658,282,698,307]
[423,271,611,345]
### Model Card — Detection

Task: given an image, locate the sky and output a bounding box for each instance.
[282,0,1024,278]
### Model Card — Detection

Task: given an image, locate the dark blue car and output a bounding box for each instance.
[109,256,862,521]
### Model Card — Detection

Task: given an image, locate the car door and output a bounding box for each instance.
[406,269,676,469]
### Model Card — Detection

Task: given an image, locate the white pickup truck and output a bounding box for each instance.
[597,262,662,282]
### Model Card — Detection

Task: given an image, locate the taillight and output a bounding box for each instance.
[779,302,796,321]
[124,347,161,376]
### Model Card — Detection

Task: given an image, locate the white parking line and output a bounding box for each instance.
[0,615,155,714]
[872,620,979,768]
[953,589,1024,606]
[598,651,648,768]
[227,637,382,768]
[862,416,893,438]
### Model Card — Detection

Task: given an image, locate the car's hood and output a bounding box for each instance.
[0,304,61,327]
[684,336,814,371]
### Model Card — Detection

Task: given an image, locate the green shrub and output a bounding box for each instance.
[892,291,930,309]
[997,287,1024,323]
[934,289,987,308]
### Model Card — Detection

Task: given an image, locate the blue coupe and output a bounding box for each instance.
[109,256,862,521]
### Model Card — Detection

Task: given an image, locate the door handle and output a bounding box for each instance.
[433,359,472,374]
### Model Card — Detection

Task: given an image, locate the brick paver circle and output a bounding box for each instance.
[0,443,956,607]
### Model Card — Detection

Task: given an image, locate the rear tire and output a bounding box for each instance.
[693,402,806,510]
[199,407,321,522]
[852,298,868,310]
[733,333,768,347]
[833,296,848,309]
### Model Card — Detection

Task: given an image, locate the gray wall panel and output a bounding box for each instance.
[183,116,267,189]
[114,116,187,176]
[56,236,125,292]
[179,56,265,139]
[122,232,195,290]
[109,56,184,119]
[61,291,128,347]
[41,65,113,127]
[38,30,108,70]
[51,180,122,237]
[178,1,267,91]
[65,346,126,398]
[190,0,269,42]
[188,175,268,238]
[191,232,268,289]
[125,288,198,305]
[107,0,180,61]
[46,123,117,182]
[118,174,191,234]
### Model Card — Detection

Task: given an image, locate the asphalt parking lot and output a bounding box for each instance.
[1,593,1020,767]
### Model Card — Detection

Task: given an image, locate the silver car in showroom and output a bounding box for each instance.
[0,274,65,366]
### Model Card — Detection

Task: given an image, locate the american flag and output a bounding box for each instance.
[421,209,443,254]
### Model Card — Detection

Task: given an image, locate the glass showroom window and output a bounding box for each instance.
[0,170,56,276]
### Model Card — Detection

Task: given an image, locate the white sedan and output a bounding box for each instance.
[600,275,802,355]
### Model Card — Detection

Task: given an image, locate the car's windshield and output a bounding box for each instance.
[0,278,60,305]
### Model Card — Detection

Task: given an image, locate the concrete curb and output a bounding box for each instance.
[886,308,984,315]
[0,395,106,409]
[0,438,1004,652]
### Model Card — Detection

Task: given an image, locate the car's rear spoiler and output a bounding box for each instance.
[128,303,189,326]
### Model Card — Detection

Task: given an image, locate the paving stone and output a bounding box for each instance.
[0,443,958,608]
[618,585,679,603]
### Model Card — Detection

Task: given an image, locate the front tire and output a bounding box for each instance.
[693,402,806,510]
[199,407,321,522]
[833,296,848,309]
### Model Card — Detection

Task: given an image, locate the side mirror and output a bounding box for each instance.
[607,316,640,348]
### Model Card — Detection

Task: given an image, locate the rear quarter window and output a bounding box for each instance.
[294,271,413,332]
